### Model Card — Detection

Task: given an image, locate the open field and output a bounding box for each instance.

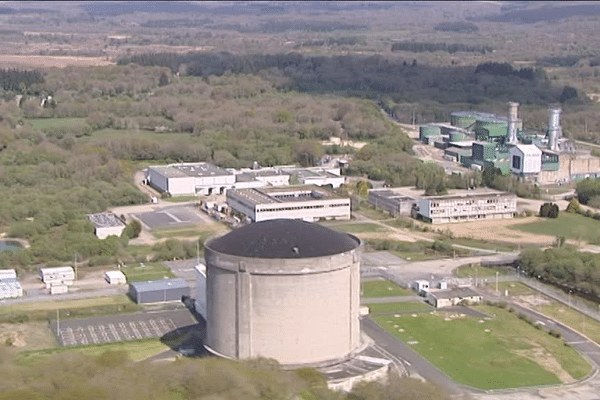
[0,321,57,351]
[152,222,228,240]
[361,279,413,298]
[489,281,537,296]
[511,213,600,244]
[454,265,516,279]
[450,238,519,252]
[0,55,114,68]
[162,196,199,203]
[26,117,87,131]
[0,296,142,324]
[373,306,591,389]
[442,216,556,246]
[121,263,175,282]
[16,338,169,367]
[331,222,391,234]
[368,301,433,314]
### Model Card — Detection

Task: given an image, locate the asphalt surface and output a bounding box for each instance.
[134,205,210,230]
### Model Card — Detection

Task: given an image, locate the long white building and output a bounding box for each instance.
[227,185,351,222]
[415,188,517,224]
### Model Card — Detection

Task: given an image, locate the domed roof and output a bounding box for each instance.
[207,219,359,259]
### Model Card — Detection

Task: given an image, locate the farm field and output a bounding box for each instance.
[511,213,600,244]
[361,279,413,298]
[372,306,591,389]
[120,262,175,282]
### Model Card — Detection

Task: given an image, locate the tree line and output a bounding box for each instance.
[391,41,492,54]
[0,69,44,93]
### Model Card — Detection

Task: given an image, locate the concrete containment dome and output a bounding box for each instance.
[204,219,361,366]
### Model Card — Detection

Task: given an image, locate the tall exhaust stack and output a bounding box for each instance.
[548,106,561,151]
[507,102,519,144]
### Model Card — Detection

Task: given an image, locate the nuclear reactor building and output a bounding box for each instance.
[203,219,361,366]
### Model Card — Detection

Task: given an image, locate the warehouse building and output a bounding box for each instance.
[415,188,516,224]
[128,278,190,304]
[147,163,236,196]
[204,219,361,366]
[227,185,351,222]
[0,269,22,299]
[87,213,126,239]
[368,189,415,216]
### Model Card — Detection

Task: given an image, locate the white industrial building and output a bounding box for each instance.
[368,189,416,216]
[147,163,236,196]
[415,188,517,224]
[104,270,127,285]
[231,170,290,189]
[39,266,74,289]
[227,185,351,222]
[88,213,126,239]
[426,287,482,308]
[0,269,22,299]
[510,144,542,177]
[281,167,345,188]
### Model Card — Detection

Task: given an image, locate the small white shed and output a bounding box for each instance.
[105,270,127,285]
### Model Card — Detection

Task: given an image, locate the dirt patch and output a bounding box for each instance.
[442,217,556,246]
[515,295,552,308]
[513,346,575,383]
[0,322,57,350]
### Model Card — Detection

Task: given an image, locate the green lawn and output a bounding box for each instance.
[361,279,413,298]
[121,262,176,282]
[454,265,515,279]
[511,213,600,244]
[152,223,228,240]
[17,339,169,366]
[373,306,591,389]
[489,281,537,296]
[163,195,198,203]
[451,238,518,252]
[26,117,86,130]
[330,222,390,234]
[368,301,433,314]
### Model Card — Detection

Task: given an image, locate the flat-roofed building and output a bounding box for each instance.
[39,266,75,289]
[0,269,22,299]
[147,163,236,196]
[281,167,345,188]
[227,185,350,222]
[368,189,416,216]
[426,287,482,308]
[233,170,290,189]
[88,213,126,239]
[415,188,516,224]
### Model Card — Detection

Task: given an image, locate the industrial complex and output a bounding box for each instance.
[420,103,600,183]
[202,219,362,366]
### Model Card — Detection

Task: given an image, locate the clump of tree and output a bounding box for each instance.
[539,202,559,218]
[519,246,600,300]
[576,177,600,206]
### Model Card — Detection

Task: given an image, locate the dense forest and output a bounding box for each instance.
[117,52,561,106]
[391,41,492,54]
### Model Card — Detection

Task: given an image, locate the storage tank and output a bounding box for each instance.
[507,102,519,144]
[204,219,361,366]
[547,107,562,151]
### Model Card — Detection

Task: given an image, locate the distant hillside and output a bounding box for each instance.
[488,3,600,23]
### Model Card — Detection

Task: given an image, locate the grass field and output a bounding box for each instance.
[26,117,86,131]
[511,213,600,244]
[368,301,433,314]
[331,222,390,234]
[373,306,591,389]
[152,222,228,240]
[538,303,600,346]
[121,262,175,282]
[491,281,537,296]
[454,265,515,279]
[16,339,169,366]
[451,238,519,252]
[361,279,413,298]
[0,296,141,323]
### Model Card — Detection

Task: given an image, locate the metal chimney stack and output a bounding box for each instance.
[507,102,519,144]
[548,106,561,151]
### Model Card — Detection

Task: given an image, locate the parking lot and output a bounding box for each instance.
[133,206,211,230]
[51,309,198,346]
[361,251,407,267]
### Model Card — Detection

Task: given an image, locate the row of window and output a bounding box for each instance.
[257,203,349,213]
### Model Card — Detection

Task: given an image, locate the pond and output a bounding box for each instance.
[0,239,23,252]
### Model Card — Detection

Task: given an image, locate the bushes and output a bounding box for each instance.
[539,202,559,218]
